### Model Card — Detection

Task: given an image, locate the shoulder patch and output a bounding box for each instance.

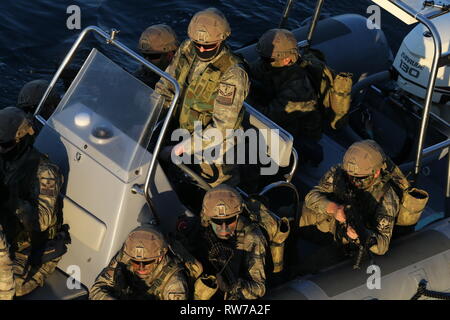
[377,215,394,232]
[39,176,58,197]
[216,82,236,106]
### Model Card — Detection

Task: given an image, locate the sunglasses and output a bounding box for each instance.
[193,41,219,51]
[210,216,238,226]
[130,258,157,268]
[348,174,372,181]
[0,140,16,150]
[144,53,163,60]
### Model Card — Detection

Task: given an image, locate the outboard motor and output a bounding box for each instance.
[393,13,450,120]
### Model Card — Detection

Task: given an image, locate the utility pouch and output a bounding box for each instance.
[254,201,291,273]
[330,72,353,129]
[396,188,429,226]
[270,217,290,273]
[194,274,218,300]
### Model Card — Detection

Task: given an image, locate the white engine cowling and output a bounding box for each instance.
[393,13,450,103]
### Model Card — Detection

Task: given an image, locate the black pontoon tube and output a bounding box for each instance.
[351,70,391,97]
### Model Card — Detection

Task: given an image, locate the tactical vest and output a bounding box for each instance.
[300,48,352,130]
[174,40,244,132]
[147,259,184,300]
[0,147,67,264]
[119,256,184,300]
[331,166,397,243]
[1,148,43,249]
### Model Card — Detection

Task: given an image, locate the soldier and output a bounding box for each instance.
[0,107,69,298]
[89,226,188,300]
[299,140,400,272]
[17,79,60,120]
[154,8,250,187]
[135,24,179,88]
[187,185,267,300]
[248,28,323,166]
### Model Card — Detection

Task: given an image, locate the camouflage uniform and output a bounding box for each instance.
[225,215,267,299]
[302,160,400,255]
[0,149,66,297]
[193,185,267,300]
[154,9,250,187]
[0,107,67,298]
[89,250,188,300]
[0,226,14,300]
[248,29,322,164]
[192,216,267,300]
[249,60,321,140]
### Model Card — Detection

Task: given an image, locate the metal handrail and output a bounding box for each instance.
[387,3,444,185]
[258,180,301,224]
[306,0,325,46]
[34,26,181,222]
[286,147,298,183]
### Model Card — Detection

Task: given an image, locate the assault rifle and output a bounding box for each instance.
[203,228,237,291]
[344,204,375,270]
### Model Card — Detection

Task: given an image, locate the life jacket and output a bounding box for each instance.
[300,48,353,130]
[174,40,244,132]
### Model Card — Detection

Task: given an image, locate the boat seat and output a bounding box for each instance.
[238,102,296,194]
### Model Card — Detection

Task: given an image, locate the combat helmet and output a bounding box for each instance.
[0,107,34,153]
[201,185,243,227]
[187,8,231,45]
[257,28,299,67]
[138,24,179,55]
[123,226,168,262]
[17,79,59,113]
[343,140,386,177]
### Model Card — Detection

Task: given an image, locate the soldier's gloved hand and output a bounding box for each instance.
[15,200,37,232]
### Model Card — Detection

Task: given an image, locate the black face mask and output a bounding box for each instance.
[0,135,33,162]
[194,42,224,61]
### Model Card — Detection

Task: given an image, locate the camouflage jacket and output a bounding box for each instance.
[154,39,250,154]
[304,164,400,255]
[202,216,267,300]
[0,146,65,297]
[89,248,188,300]
[0,146,63,254]
[0,226,14,300]
[248,59,322,140]
[231,216,267,299]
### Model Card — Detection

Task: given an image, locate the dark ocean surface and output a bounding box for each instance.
[0,0,412,107]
